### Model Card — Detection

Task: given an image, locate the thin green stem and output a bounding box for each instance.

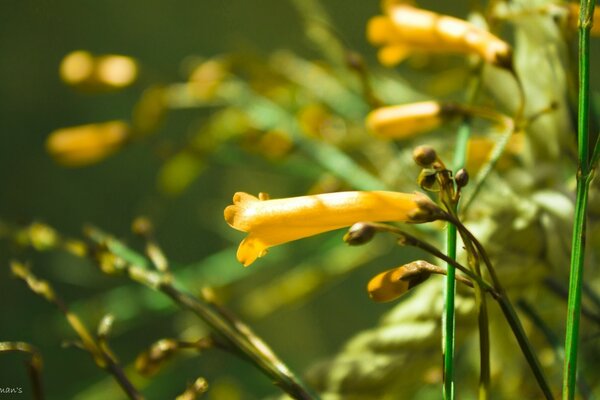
[444,211,458,400]
[563,178,592,399]
[563,1,596,398]
[475,287,490,400]
[443,64,481,400]
[447,218,554,399]
[454,224,490,400]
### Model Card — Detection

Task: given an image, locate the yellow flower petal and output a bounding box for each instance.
[225,191,423,266]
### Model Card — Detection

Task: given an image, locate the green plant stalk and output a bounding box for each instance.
[563,179,592,399]
[563,1,596,398]
[443,213,458,400]
[449,219,554,399]
[454,227,490,400]
[443,119,472,400]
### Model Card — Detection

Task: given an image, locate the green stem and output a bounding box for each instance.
[563,177,592,399]
[443,212,458,400]
[563,1,596,398]
[475,287,490,400]
[443,64,481,400]
[448,218,554,400]
[454,226,490,400]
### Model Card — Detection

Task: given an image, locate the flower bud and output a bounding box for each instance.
[455,168,469,188]
[135,339,179,376]
[417,169,438,191]
[413,145,438,167]
[344,222,377,246]
[367,261,433,302]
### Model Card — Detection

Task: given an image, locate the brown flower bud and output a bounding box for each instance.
[417,169,438,191]
[344,222,377,246]
[413,145,438,167]
[455,168,469,188]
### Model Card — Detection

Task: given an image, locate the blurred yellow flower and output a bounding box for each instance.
[366,101,446,139]
[225,191,426,266]
[46,120,130,167]
[60,50,138,91]
[367,4,512,68]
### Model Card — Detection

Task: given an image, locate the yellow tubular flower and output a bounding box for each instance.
[367,4,512,68]
[46,121,130,167]
[366,101,451,139]
[60,50,138,91]
[225,191,425,266]
[367,261,432,302]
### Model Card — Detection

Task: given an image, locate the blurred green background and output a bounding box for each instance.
[0,1,419,399]
[7,1,590,399]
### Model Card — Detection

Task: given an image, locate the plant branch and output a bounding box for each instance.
[443,217,554,400]
[85,227,318,400]
[10,262,144,400]
[563,2,597,398]
[0,341,44,400]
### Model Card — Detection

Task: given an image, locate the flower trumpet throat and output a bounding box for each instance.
[225,191,434,266]
[367,4,512,68]
[46,120,130,167]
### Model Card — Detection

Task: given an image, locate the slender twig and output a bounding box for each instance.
[445,217,554,400]
[0,341,44,400]
[10,262,144,400]
[85,227,318,400]
[443,63,483,400]
[452,217,490,400]
[365,223,498,298]
[563,2,597,398]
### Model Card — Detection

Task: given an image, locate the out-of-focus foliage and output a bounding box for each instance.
[3,0,600,399]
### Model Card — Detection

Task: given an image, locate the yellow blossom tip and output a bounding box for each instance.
[224,192,259,231]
